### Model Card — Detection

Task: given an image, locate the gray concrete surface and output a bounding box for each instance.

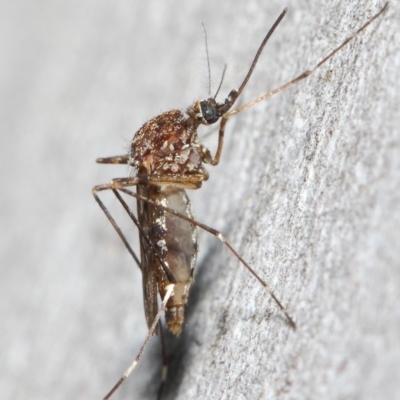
[1,1,399,400]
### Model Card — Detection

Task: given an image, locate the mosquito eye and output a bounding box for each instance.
[200,101,219,124]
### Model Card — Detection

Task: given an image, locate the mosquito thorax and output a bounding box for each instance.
[128,109,212,176]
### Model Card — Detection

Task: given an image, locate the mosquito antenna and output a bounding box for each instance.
[213,64,227,99]
[118,187,296,329]
[201,20,212,97]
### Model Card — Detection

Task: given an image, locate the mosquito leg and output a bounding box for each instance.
[228,2,389,118]
[234,8,288,101]
[210,2,389,166]
[96,174,205,190]
[96,154,130,164]
[220,8,288,113]
[210,8,288,166]
[210,114,227,166]
[103,284,175,400]
[92,188,141,269]
[93,173,208,281]
[111,188,177,284]
[118,187,296,330]
[157,320,168,400]
[94,179,178,283]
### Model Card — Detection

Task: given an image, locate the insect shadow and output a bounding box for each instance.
[92,4,388,399]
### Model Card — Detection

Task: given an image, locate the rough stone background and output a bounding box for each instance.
[1,1,399,400]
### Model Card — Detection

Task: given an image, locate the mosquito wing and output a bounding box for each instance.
[137,184,160,331]
[141,248,158,331]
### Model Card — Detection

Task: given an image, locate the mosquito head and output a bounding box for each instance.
[199,99,220,124]
[186,98,222,126]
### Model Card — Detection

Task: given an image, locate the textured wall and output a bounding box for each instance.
[1,1,399,400]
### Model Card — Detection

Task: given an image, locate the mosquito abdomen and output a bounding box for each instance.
[138,185,198,335]
[162,187,197,335]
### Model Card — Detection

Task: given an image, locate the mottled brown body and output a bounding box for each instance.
[131,109,210,335]
[137,184,197,335]
[92,5,388,398]
[130,109,211,177]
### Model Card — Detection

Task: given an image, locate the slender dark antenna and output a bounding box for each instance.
[213,64,227,99]
[201,20,212,97]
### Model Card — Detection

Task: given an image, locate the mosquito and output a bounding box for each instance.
[93,3,388,399]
